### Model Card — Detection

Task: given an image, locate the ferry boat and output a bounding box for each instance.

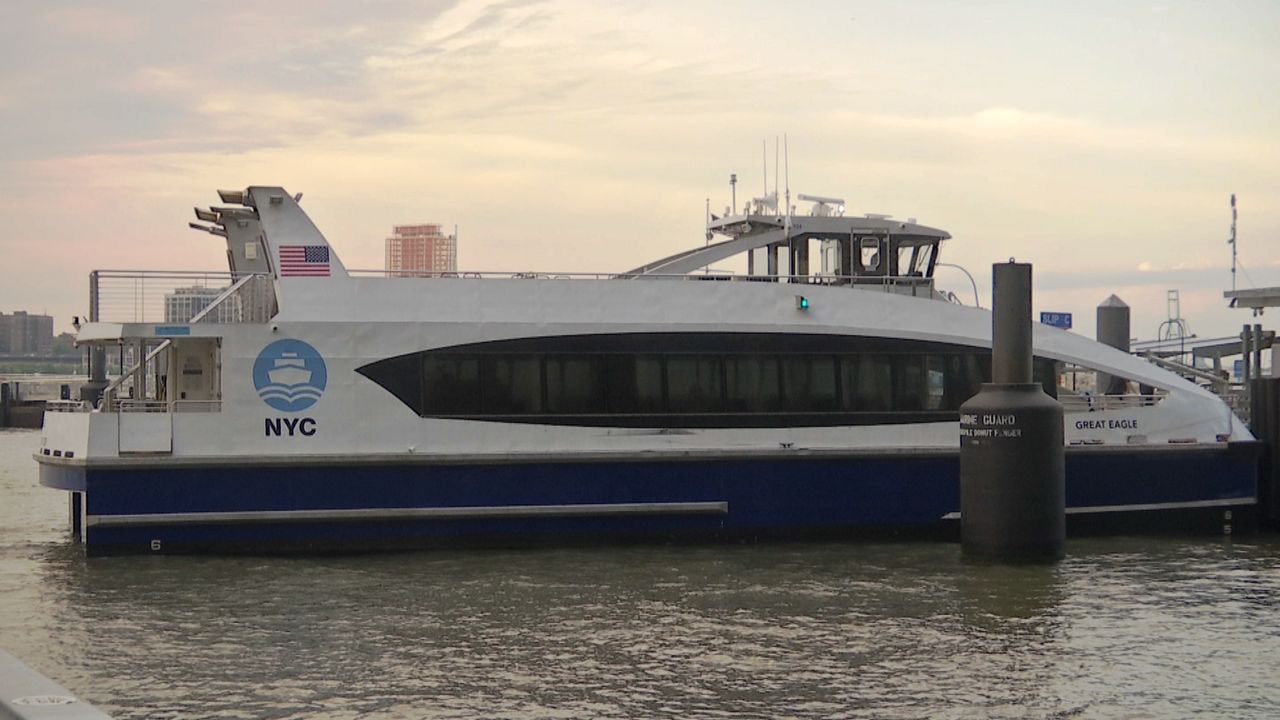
[35,186,1261,554]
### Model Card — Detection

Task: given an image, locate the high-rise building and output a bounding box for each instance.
[164,286,238,323]
[385,224,457,275]
[0,311,54,355]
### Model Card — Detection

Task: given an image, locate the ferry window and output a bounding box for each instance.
[859,237,881,273]
[360,353,423,415]
[896,245,913,277]
[932,354,975,411]
[964,354,990,404]
[782,355,838,411]
[844,354,892,411]
[914,243,936,276]
[546,355,606,413]
[359,334,1019,427]
[606,355,664,413]
[924,355,947,410]
[667,355,723,413]
[725,355,782,412]
[482,355,542,414]
[895,355,928,411]
[423,355,480,415]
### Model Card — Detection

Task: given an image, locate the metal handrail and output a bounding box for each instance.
[935,262,981,307]
[1142,352,1231,393]
[187,273,265,323]
[348,268,936,286]
[117,399,169,413]
[1059,393,1165,412]
[170,400,222,412]
[44,399,91,413]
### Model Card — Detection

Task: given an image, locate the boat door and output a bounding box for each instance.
[117,338,220,454]
[167,338,221,412]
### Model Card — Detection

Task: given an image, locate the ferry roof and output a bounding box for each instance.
[629,212,951,277]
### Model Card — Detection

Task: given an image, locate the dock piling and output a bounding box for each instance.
[959,262,1066,563]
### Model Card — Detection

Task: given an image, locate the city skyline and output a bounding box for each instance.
[0,1,1277,340]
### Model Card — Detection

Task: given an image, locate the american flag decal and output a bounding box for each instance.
[279,245,331,277]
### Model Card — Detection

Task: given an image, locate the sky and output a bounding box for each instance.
[1,0,1277,343]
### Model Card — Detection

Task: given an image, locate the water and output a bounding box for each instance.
[2,428,1279,719]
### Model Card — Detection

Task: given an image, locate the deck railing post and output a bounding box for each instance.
[80,271,108,406]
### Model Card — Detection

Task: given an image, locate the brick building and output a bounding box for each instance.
[385,224,457,275]
[0,311,54,355]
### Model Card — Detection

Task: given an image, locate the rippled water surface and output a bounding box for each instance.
[3,429,1279,719]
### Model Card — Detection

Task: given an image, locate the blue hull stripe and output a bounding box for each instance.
[57,444,1259,550]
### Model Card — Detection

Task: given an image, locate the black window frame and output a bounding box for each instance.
[355,332,1057,428]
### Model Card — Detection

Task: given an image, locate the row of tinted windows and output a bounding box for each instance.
[359,349,1058,425]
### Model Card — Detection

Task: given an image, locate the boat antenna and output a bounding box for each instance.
[784,134,791,233]
[730,173,737,216]
[774,136,779,216]
[762,139,768,202]
[1228,193,1237,292]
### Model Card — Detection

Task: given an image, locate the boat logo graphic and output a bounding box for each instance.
[253,339,328,412]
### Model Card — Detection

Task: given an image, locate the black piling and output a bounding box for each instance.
[1251,377,1280,531]
[0,382,9,428]
[1096,295,1131,395]
[960,262,1065,562]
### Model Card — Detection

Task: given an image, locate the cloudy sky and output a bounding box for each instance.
[1,0,1277,341]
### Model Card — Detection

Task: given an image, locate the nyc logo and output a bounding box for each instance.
[253,339,327,412]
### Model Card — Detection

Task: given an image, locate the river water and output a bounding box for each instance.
[2,428,1279,719]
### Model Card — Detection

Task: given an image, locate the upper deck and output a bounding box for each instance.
[45,186,1249,450]
[80,186,959,330]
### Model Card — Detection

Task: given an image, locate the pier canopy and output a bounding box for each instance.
[1225,286,1280,315]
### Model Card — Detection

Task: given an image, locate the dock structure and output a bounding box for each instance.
[0,380,68,429]
[1224,286,1280,530]
[0,649,113,719]
[1133,333,1276,374]
[1225,286,1280,316]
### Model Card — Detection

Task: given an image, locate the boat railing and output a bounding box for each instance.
[117,399,170,413]
[87,271,271,413]
[1222,387,1250,425]
[1059,393,1165,413]
[44,399,92,413]
[190,273,277,325]
[100,399,222,414]
[171,400,222,413]
[88,270,275,325]
[347,268,937,294]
